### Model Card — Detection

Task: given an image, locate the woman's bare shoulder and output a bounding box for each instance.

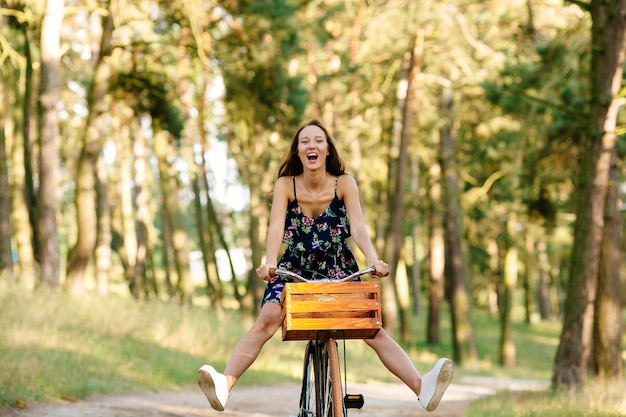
[337,174,358,198]
[275,175,293,187]
[337,174,357,187]
[274,175,294,200]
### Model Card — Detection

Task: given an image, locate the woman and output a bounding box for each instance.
[197,119,453,412]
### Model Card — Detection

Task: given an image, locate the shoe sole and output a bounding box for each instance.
[197,366,225,411]
[425,358,453,412]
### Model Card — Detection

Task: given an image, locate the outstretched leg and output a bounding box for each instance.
[198,302,282,411]
[364,329,422,394]
[364,329,453,412]
[223,302,283,387]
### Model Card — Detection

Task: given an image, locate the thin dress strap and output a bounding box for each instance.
[334,176,338,196]
[292,176,297,199]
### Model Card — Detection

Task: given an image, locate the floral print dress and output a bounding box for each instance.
[261,176,359,306]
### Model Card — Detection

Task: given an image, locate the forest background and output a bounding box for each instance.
[0,0,624,400]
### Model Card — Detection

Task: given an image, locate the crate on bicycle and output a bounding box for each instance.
[281,281,382,341]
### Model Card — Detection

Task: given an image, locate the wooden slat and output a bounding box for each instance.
[284,281,380,295]
[285,317,381,330]
[285,299,380,313]
[289,293,376,302]
[281,328,381,341]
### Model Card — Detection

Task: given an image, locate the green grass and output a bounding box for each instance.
[0,283,271,404]
[467,387,626,417]
[1,281,624,416]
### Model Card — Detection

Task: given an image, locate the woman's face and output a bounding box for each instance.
[297,125,329,171]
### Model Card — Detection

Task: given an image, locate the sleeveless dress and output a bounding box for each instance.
[261,176,359,306]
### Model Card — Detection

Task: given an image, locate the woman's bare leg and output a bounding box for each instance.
[364,329,422,396]
[222,302,282,389]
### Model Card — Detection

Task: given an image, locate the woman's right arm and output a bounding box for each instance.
[256,176,291,281]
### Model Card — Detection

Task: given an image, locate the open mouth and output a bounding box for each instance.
[307,153,318,161]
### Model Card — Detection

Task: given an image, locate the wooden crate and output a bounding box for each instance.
[281,281,382,341]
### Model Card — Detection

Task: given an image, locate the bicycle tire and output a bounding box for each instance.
[325,339,344,417]
[298,342,316,417]
[314,341,326,416]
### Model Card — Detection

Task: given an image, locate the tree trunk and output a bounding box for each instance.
[10,77,38,287]
[0,121,14,281]
[112,105,138,296]
[592,147,623,380]
[383,31,422,337]
[203,175,239,306]
[159,201,175,298]
[95,154,111,295]
[410,155,422,316]
[192,175,217,297]
[427,154,445,344]
[16,18,40,271]
[522,232,535,324]
[346,1,366,184]
[246,182,267,312]
[536,239,553,321]
[0,21,15,283]
[65,8,114,294]
[440,85,477,365]
[133,126,151,298]
[228,124,275,313]
[154,131,191,305]
[192,77,240,309]
[552,0,626,390]
[36,0,64,288]
[499,214,517,367]
[385,30,422,343]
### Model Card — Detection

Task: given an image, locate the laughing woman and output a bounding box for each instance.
[197,118,453,413]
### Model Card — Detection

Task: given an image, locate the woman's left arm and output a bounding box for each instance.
[339,175,388,277]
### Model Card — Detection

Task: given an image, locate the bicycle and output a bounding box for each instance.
[272,267,383,417]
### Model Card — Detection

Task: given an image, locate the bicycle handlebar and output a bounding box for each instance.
[270,267,376,283]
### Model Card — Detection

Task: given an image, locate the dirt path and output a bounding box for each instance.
[0,377,548,417]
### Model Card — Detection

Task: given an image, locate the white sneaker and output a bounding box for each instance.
[418,358,453,412]
[197,365,230,411]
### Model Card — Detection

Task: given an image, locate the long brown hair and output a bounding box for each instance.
[277,119,347,178]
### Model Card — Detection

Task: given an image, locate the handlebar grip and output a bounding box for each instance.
[269,267,277,278]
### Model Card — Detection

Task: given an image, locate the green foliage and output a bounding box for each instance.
[109,72,184,138]
[217,0,309,129]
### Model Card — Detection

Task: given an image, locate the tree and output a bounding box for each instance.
[382,31,423,342]
[1,1,40,288]
[0,110,14,282]
[440,86,478,365]
[592,147,624,380]
[65,4,114,295]
[552,0,626,390]
[36,0,64,288]
[426,143,445,345]
[154,130,192,304]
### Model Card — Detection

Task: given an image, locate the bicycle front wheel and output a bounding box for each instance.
[298,342,316,417]
[321,339,344,417]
